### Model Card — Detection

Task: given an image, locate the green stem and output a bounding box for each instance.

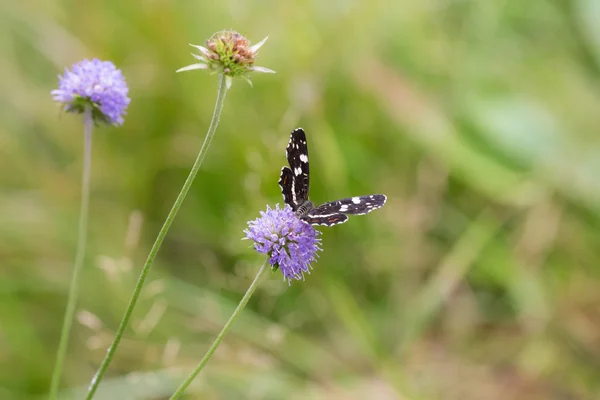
[85,74,229,399]
[169,259,269,400]
[49,108,93,399]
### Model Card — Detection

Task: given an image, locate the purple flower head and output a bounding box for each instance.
[245,204,321,283]
[51,59,130,126]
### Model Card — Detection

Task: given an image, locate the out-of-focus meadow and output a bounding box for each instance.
[2,0,600,399]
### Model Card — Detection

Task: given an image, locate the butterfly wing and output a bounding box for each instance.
[286,128,310,205]
[310,194,387,216]
[278,166,296,209]
[302,213,349,226]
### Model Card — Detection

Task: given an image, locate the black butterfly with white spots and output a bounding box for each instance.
[278,128,387,226]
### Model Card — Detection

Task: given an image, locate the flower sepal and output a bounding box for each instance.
[64,95,113,125]
[271,262,280,272]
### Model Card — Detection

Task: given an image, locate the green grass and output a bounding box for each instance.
[2,0,600,399]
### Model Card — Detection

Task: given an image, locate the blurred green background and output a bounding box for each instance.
[3,0,600,399]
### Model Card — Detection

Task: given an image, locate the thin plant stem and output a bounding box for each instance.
[49,108,94,399]
[85,74,229,399]
[169,259,269,400]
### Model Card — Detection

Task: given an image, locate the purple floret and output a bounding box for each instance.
[52,58,130,126]
[245,204,321,282]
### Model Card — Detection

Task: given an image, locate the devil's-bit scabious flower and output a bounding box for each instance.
[50,58,131,399]
[177,30,275,88]
[245,204,321,282]
[51,58,130,126]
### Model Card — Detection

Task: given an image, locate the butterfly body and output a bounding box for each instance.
[278,128,386,226]
[294,199,314,217]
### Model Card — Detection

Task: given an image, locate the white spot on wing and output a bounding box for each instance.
[351,197,361,204]
[299,154,308,163]
[294,167,303,176]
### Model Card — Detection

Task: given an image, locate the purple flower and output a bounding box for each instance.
[245,204,321,282]
[51,59,130,126]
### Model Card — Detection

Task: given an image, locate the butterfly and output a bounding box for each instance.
[278,128,387,226]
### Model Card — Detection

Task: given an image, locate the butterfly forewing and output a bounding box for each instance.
[286,128,310,205]
[310,195,387,216]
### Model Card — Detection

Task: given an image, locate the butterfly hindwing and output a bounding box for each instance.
[302,213,349,226]
[310,195,387,216]
[286,128,310,205]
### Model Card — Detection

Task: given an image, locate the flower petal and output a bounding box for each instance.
[250,35,269,53]
[176,63,209,73]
